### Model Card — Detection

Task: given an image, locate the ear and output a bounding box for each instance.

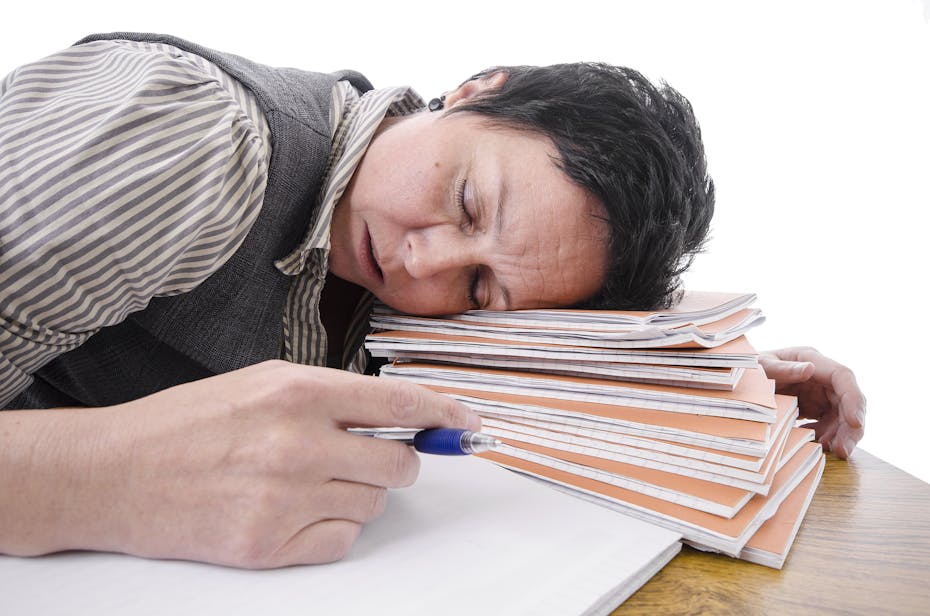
[442,71,508,109]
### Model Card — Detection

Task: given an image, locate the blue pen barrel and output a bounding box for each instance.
[413,429,469,455]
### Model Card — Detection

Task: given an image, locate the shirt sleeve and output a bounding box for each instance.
[0,40,270,407]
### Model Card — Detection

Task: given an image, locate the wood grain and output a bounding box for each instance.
[616,449,930,615]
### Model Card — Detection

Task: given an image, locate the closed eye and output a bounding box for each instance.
[455,177,471,226]
[456,178,481,309]
[467,267,481,309]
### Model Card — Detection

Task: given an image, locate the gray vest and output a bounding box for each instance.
[8,33,373,409]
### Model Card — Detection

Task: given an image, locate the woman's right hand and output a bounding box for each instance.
[0,361,480,568]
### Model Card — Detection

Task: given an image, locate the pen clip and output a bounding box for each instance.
[347,428,419,440]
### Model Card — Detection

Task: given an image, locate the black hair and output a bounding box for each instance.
[449,63,714,310]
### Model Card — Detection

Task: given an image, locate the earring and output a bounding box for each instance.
[428,95,446,112]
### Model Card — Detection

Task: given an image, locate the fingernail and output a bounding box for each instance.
[856,407,866,427]
[844,438,856,457]
[467,412,483,431]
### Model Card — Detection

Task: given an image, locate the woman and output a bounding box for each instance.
[0,33,865,568]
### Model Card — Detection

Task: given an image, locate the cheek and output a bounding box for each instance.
[363,136,448,213]
[396,162,448,219]
[377,281,465,316]
[365,174,439,229]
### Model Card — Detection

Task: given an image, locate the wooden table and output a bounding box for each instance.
[618,449,930,615]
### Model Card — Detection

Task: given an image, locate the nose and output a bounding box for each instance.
[403,229,477,280]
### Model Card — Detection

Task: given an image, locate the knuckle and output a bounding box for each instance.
[389,446,420,487]
[249,427,309,473]
[224,527,274,569]
[269,364,340,404]
[384,383,423,426]
[444,400,473,428]
[257,360,305,396]
[259,429,294,464]
[362,488,388,521]
[276,369,313,401]
[314,524,361,563]
[259,358,292,371]
[247,482,281,514]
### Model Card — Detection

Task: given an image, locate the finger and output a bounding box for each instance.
[820,417,864,459]
[763,346,825,365]
[806,418,835,445]
[273,519,363,567]
[802,354,866,430]
[830,423,865,460]
[758,355,815,385]
[768,348,866,429]
[797,399,828,422]
[834,373,867,430]
[314,481,389,524]
[320,372,481,431]
[817,421,840,452]
[805,420,843,457]
[317,430,422,488]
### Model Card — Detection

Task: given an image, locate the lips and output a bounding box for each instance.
[362,225,384,284]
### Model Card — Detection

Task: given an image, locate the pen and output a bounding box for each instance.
[351,428,501,455]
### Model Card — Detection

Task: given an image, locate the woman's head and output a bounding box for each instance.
[328,62,713,315]
[448,63,715,310]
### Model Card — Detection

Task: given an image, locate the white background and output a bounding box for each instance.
[2,0,928,482]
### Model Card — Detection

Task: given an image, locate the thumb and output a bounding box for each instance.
[758,355,815,384]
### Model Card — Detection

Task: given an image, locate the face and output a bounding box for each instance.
[329,106,609,316]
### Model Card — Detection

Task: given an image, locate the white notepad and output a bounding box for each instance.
[0,455,681,616]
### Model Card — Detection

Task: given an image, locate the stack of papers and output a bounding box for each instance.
[370,291,765,349]
[368,291,825,570]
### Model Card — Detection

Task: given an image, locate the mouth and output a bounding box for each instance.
[362,225,384,285]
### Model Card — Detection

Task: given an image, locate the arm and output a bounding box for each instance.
[0,39,268,407]
[0,361,481,568]
[758,347,866,458]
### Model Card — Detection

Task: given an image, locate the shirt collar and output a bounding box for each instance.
[275,82,425,276]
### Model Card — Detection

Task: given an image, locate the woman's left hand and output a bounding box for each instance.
[759,347,866,459]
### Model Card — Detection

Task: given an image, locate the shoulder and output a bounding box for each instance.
[0,37,270,322]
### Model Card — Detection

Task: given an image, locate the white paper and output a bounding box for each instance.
[0,455,681,616]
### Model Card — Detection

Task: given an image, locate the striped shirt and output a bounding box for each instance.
[0,39,423,407]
